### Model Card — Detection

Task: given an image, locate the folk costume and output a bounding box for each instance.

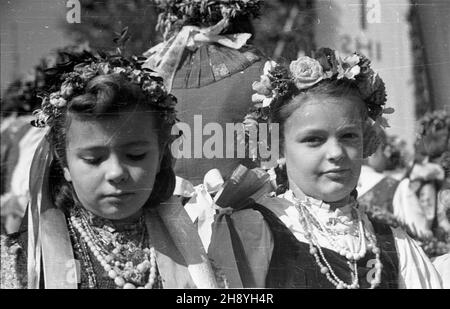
[209,49,443,289]
[1,49,219,289]
[208,167,443,289]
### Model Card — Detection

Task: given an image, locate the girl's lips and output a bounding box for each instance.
[101,193,135,205]
[321,169,351,180]
[102,192,134,198]
[321,168,350,174]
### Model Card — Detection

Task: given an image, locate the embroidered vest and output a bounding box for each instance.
[24,204,218,288]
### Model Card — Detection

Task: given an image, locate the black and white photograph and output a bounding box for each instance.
[0,0,449,291]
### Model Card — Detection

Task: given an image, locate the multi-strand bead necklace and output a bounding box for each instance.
[67,207,159,289]
[293,197,383,289]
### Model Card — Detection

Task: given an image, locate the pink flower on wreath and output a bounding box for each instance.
[337,54,361,80]
[252,60,277,107]
[75,64,97,81]
[131,69,143,83]
[113,67,126,74]
[289,56,325,90]
[243,114,259,132]
[98,62,111,75]
[252,75,272,96]
[60,81,74,99]
[49,92,67,108]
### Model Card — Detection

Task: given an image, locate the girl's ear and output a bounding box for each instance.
[63,167,72,182]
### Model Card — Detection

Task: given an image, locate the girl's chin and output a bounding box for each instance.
[92,204,143,221]
[316,186,354,202]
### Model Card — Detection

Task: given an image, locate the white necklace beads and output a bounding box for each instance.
[294,198,383,289]
[69,209,158,289]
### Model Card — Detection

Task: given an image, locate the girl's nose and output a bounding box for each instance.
[105,156,129,184]
[326,139,345,162]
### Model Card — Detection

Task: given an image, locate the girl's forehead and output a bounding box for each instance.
[66,112,159,148]
[286,96,365,130]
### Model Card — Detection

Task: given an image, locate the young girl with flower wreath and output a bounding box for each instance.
[0,49,219,289]
[411,110,450,234]
[208,48,443,288]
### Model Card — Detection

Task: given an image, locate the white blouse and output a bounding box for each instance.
[263,190,443,289]
[432,254,450,289]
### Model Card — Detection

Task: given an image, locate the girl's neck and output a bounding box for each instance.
[289,183,352,211]
[111,208,144,228]
[79,206,144,231]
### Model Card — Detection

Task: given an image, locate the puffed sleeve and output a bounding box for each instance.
[392,178,432,238]
[431,253,450,289]
[392,227,443,288]
[208,208,273,288]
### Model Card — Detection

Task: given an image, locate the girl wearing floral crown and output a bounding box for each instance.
[0,50,219,289]
[411,110,450,288]
[410,110,450,235]
[208,48,443,288]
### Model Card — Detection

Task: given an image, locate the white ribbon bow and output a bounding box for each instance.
[174,169,225,251]
[143,17,252,91]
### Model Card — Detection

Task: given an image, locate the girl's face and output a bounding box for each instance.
[283,95,365,203]
[63,109,161,220]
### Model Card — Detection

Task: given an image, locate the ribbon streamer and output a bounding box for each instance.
[175,169,225,251]
[176,166,275,251]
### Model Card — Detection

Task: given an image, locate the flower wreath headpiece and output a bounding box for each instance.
[246,47,393,126]
[31,47,178,129]
[418,110,450,139]
[415,109,450,160]
[155,0,262,39]
[243,47,394,161]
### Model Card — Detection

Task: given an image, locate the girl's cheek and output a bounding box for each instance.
[132,164,149,175]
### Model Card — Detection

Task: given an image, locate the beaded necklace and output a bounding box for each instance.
[302,203,360,237]
[67,218,97,288]
[293,197,383,289]
[68,207,160,289]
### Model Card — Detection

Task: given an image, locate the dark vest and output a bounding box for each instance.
[252,203,399,289]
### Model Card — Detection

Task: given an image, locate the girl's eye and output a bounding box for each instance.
[302,137,324,146]
[82,157,103,165]
[342,133,360,140]
[127,153,147,161]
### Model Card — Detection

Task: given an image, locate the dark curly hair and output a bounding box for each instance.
[48,73,176,213]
